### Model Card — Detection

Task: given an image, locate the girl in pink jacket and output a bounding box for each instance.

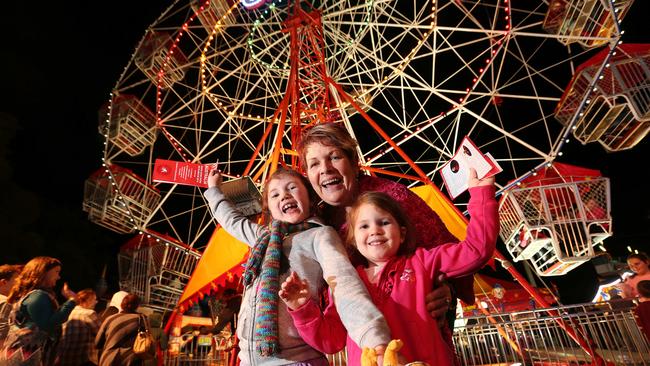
[279,169,499,366]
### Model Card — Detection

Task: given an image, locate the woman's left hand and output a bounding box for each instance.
[425,274,452,327]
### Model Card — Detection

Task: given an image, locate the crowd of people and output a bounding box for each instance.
[0,259,152,365]
[1,123,648,366]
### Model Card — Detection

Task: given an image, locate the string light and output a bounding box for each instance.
[155,0,213,157]
[367,0,512,165]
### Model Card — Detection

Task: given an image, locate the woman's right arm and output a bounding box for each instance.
[424,275,453,324]
[618,279,635,299]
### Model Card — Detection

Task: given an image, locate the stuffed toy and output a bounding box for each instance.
[383,339,403,366]
[361,347,377,366]
[360,339,403,366]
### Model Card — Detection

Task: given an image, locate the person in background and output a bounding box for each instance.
[99,291,128,323]
[0,264,23,349]
[195,325,214,359]
[57,289,100,365]
[1,257,77,365]
[634,280,650,342]
[179,325,199,356]
[212,289,241,335]
[619,253,650,299]
[583,197,606,220]
[95,293,149,366]
[179,325,213,364]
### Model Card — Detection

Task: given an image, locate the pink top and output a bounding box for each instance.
[331,175,474,304]
[290,186,499,366]
[622,273,650,298]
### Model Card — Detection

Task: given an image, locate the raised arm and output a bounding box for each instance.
[417,174,499,278]
[23,290,75,335]
[203,169,264,247]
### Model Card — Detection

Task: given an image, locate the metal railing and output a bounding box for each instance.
[163,334,235,366]
[453,300,649,365]
[161,301,649,365]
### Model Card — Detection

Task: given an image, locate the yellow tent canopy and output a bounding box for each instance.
[177,227,248,313]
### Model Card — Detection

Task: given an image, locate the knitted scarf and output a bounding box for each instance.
[243,219,318,356]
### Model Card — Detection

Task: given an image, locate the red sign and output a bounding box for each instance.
[152,159,214,188]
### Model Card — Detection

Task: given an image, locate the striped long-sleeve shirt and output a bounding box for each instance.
[95,312,146,366]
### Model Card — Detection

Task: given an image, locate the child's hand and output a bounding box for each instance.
[207,165,222,188]
[279,272,310,310]
[468,167,495,188]
[61,282,77,301]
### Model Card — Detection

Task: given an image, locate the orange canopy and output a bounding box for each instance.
[177,227,249,313]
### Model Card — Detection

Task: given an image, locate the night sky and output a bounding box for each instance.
[1,2,649,304]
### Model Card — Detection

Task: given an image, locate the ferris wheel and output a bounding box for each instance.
[86,0,629,253]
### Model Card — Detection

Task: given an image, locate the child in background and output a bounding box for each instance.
[204,167,390,366]
[634,280,650,343]
[57,289,100,365]
[280,169,498,366]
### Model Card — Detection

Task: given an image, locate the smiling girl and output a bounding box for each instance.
[204,167,390,366]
